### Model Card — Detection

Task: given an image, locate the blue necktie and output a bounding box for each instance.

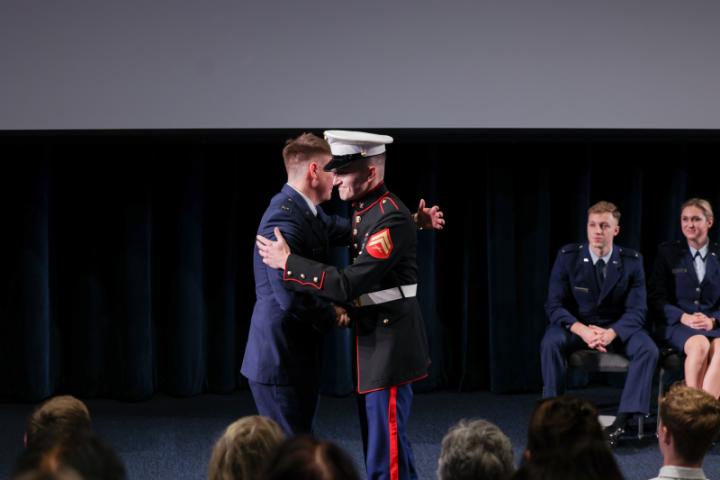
[595,259,606,289]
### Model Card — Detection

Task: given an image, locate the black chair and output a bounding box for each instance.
[568,350,646,438]
[656,347,684,428]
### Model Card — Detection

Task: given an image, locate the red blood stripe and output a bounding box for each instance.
[388,386,399,480]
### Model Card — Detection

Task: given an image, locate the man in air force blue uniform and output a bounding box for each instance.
[541,201,658,443]
[241,133,350,435]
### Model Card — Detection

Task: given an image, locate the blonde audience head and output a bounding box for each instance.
[208,415,285,480]
[25,396,92,450]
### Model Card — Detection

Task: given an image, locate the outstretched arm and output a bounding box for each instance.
[413,199,445,230]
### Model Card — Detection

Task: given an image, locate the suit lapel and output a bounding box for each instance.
[679,244,699,287]
[598,247,622,303]
[702,245,719,286]
[306,206,328,245]
[576,245,601,298]
[281,184,326,250]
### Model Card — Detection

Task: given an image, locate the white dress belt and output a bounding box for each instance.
[354,284,417,307]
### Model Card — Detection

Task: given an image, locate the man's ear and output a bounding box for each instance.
[367,164,377,182]
[660,425,672,446]
[308,162,319,182]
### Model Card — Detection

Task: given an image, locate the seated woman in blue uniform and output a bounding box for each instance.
[649,198,720,398]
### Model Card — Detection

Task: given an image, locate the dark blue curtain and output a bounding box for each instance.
[2,131,719,401]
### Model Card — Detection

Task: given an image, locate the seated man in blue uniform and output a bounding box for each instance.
[541,200,659,444]
[256,130,433,480]
[243,132,444,438]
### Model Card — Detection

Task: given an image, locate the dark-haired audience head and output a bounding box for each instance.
[208,415,285,480]
[512,438,624,480]
[525,396,604,461]
[437,418,514,480]
[13,430,126,480]
[658,384,720,466]
[25,396,92,450]
[13,468,83,480]
[264,435,360,480]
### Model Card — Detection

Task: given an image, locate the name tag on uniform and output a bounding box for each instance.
[672,268,687,274]
[573,286,590,293]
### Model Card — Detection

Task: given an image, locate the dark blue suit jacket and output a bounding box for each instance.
[241,184,350,385]
[648,240,720,348]
[545,243,647,342]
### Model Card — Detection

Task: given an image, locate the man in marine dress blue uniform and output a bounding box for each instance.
[541,200,659,443]
[256,130,435,480]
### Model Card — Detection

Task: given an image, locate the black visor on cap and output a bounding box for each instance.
[323,153,366,171]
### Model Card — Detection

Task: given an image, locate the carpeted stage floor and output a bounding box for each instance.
[1,387,718,479]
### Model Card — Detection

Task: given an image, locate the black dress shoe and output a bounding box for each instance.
[604,423,626,447]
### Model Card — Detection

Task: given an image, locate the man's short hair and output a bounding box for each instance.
[526,396,604,458]
[208,415,285,480]
[681,198,714,221]
[26,396,92,450]
[282,133,331,173]
[660,384,720,464]
[437,419,514,480]
[587,201,621,223]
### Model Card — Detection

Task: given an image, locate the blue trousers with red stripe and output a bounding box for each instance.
[357,384,418,480]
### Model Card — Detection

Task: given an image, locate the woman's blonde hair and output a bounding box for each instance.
[681,198,714,221]
[208,415,285,480]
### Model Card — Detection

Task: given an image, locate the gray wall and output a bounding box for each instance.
[2,0,719,130]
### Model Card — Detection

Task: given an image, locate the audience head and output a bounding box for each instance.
[208,415,285,480]
[14,430,126,480]
[265,435,360,480]
[25,396,92,450]
[658,383,720,465]
[513,438,623,480]
[525,396,604,460]
[437,418,514,480]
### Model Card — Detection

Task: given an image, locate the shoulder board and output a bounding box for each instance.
[279,196,295,213]
[377,195,401,214]
[618,247,641,258]
[560,243,583,254]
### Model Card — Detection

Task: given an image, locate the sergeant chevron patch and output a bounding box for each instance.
[366,228,393,259]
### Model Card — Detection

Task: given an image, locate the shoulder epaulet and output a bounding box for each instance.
[279,196,294,213]
[377,194,401,214]
[560,243,583,254]
[618,246,641,258]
